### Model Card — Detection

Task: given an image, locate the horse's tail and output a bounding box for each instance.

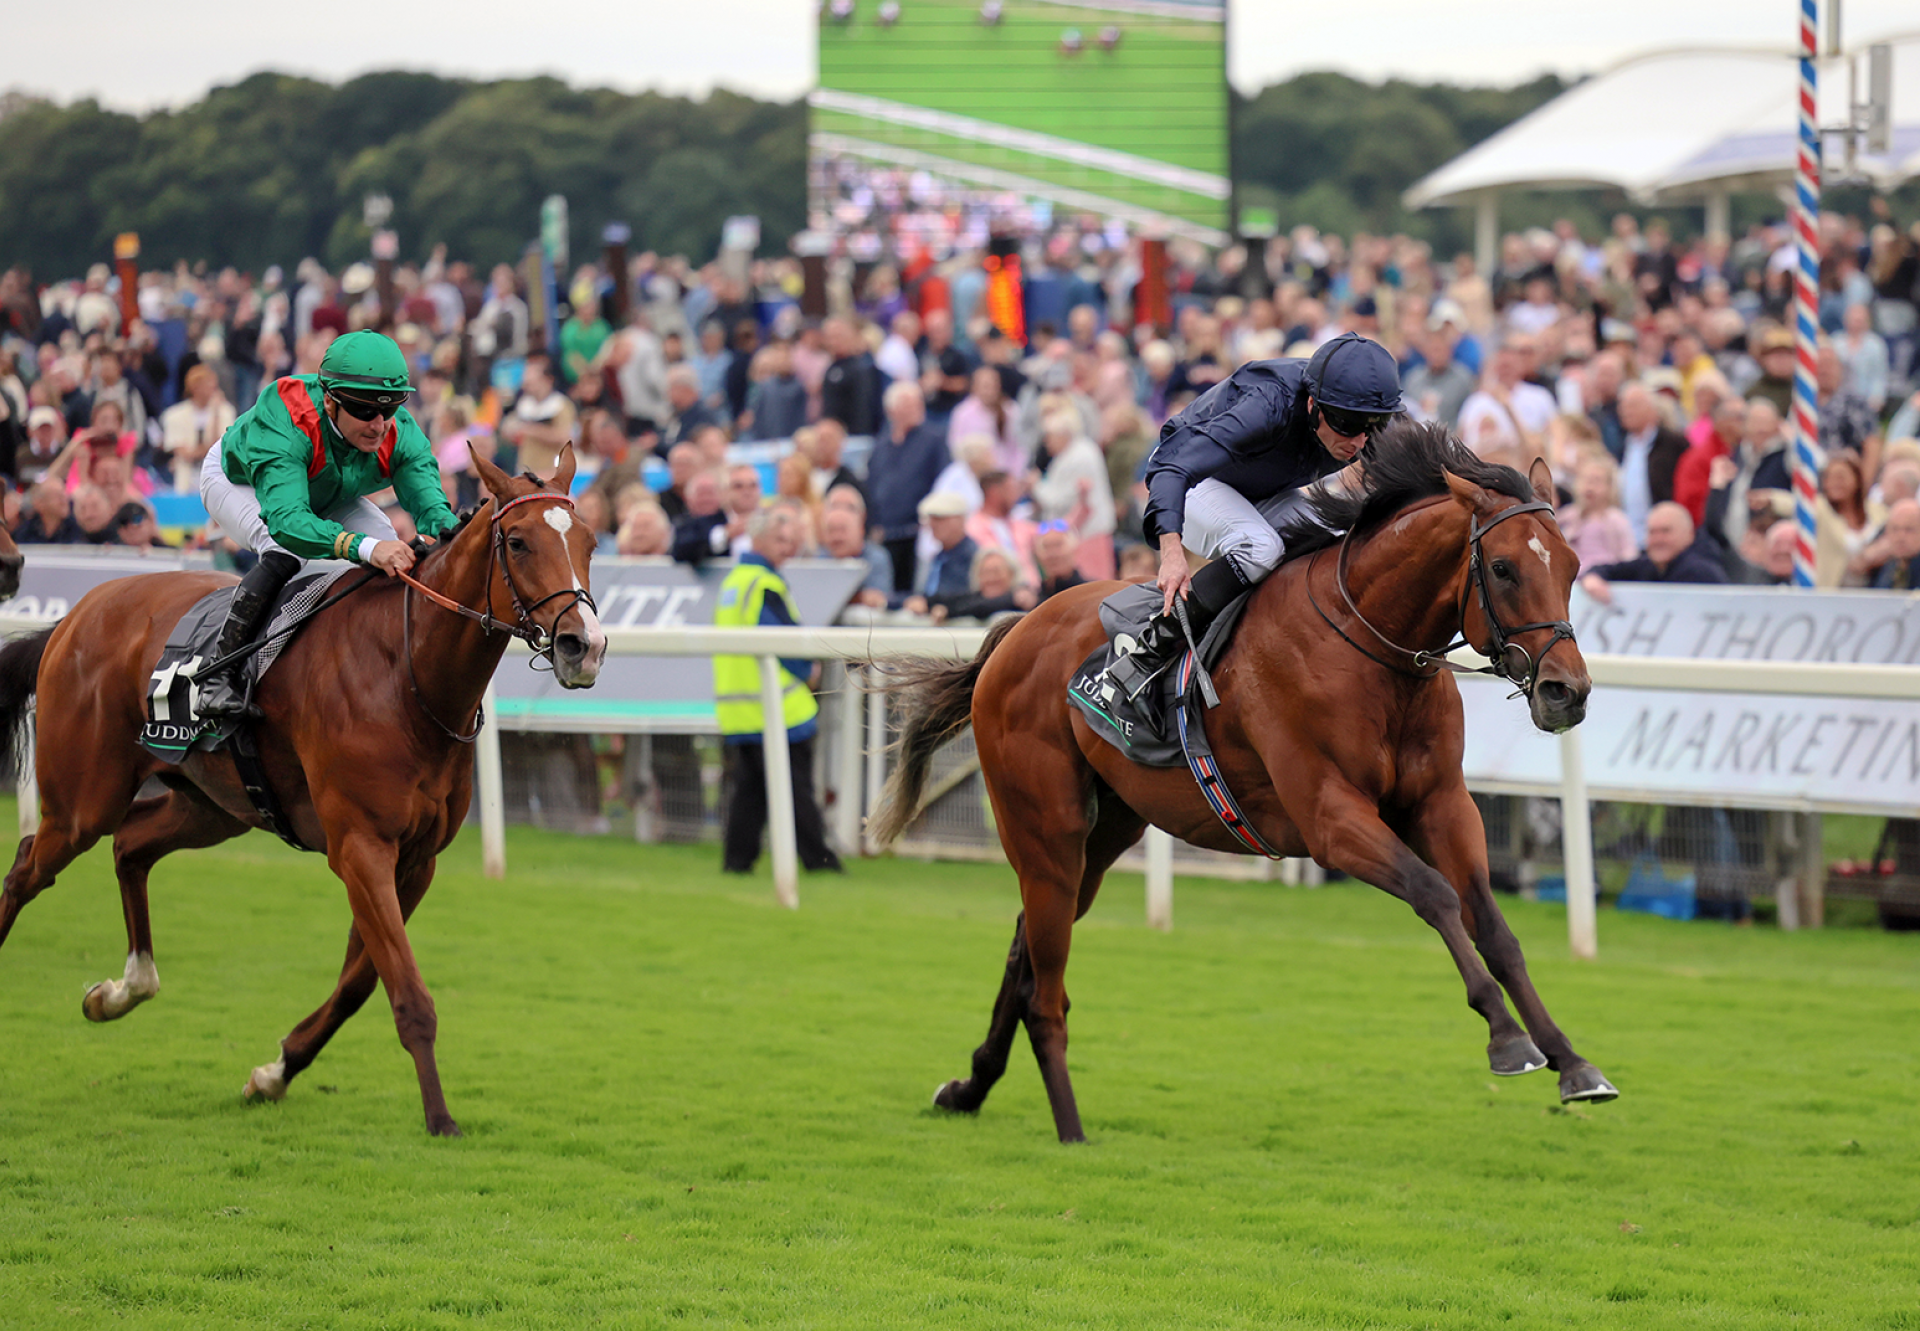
[865,615,1025,849]
[0,628,51,771]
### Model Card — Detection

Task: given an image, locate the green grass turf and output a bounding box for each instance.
[818,0,1227,229]
[1,801,1917,1328]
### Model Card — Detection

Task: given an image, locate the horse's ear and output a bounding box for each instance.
[1443,469,1493,514]
[1527,456,1557,507]
[550,443,578,495]
[472,447,514,505]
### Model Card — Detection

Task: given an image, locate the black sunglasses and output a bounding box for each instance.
[1320,404,1390,438]
[332,394,397,421]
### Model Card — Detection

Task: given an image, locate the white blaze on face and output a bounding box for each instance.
[542,506,574,537]
[1528,535,1553,574]
[542,503,607,674]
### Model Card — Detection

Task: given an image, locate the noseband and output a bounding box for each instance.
[1308,498,1577,701]
[396,490,601,741]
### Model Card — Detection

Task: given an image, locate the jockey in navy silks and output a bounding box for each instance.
[1104,332,1405,700]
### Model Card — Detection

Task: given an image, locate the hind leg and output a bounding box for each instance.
[933,914,1035,1114]
[0,730,147,952]
[245,854,436,1106]
[82,789,249,1022]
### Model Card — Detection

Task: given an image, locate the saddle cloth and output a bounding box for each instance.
[1065,581,1252,767]
[139,566,354,763]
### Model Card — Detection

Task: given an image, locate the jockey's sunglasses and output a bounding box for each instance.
[1319,404,1390,438]
[332,393,397,422]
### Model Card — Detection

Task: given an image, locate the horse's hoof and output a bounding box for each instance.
[1558,1064,1619,1104]
[1488,1035,1548,1076]
[428,1119,464,1138]
[932,1079,978,1114]
[243,1060,288,1103]
[81,983,113,1023]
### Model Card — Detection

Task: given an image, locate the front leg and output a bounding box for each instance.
[327,829,460,1136]
[1307,782,1537,1073]
[1407,783,1618,1104]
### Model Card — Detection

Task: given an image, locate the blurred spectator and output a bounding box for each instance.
[1733,520,1799,586]
[1557,453,1637,573]
[1814,343,1882,479]
[1673,395,1745,525]
[920,309,973,417]
[114,502,171,549]
[820,317,881,436]
[660,365,724,453]
[72,484,118,544]
[1459,333,1555,473]
[820,502,892,611]
[1580,502,1728,602]
[559,293,611,388]
[809,416,864,503]
[930,546,1034,623]
[866,382,948,593]
[722,320,760,422]
[1813,453,1882,588]
[1403,321,1476,427]
[1029,410,1116,580]
[160,364,236,493]
[658,442,701,520]
[15,480,84,543]
[876,310,921,385]
[1035,520,1089,600]
[670,468,732,565]
[474,265,530,369]
[1869,499,1920,589]
[1835,303,1889,413]
[948,365,1021,476]
[616,497,673,557]
[579,409,642,508]
[500,355,574,480]
[775,451,822,547]
[965,469,1038,584]
[609,321,670,436]
[741,340,809,442]
[1612,383,1686,545]
[929,432,997,517]
[1748,326,1795,416]
[20,405,66,484]
[904,491,977,615]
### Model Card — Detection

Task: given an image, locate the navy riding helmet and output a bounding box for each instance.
[1306,332,1404,437]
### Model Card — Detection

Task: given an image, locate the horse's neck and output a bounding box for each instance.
[407,513,509,721]
[1342,500,1471,656]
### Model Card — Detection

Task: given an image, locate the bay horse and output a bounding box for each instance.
[0,447,606,1136]
[870,422,1617,1143]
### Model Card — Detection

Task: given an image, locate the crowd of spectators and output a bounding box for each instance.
[4,197,1918,625]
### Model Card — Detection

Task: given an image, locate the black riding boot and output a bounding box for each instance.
[1104,557,1250,702]
[196,551,300,720]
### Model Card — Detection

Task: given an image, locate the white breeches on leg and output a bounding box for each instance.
[200,440,397,562]
[1180,479,1327,582]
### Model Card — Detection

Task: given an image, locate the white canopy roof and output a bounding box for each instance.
[1406,36,1920,209]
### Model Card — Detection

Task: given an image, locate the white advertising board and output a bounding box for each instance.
[1460,584,1920,814]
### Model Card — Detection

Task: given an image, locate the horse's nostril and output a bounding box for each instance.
[555,633,588,660]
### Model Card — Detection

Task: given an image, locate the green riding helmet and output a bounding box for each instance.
[318,330,412,408]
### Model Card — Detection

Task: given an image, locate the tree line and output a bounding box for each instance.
[0,68,1574,280]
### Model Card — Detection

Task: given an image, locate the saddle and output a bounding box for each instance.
[1066,583,1283,857]
[139,566,357,850]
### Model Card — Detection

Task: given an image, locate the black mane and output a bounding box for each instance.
[1274,418,1536,560]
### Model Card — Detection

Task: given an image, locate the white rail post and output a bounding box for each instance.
[864,683,887,857]
[760,655,800,909]
[832,663,864,858]
[1558,726,1598,960]
[476,682,506,879]
[15,713,35,836]
[1144,826,1174,931]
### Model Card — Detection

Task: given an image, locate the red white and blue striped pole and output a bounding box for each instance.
[1790,0,1822,587]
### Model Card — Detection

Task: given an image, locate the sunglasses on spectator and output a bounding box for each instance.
[1319,405,1390,438]
[1036,519,1072,535]
[332,394,396,422]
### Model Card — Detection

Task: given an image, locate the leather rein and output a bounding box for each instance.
[394,491,599,744]
[1307,497,1577,701]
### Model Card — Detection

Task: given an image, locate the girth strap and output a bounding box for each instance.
[1174,651,1284,859]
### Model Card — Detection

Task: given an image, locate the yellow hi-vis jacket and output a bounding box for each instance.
[711,556,819,742]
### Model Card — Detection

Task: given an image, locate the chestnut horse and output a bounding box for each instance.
[871,423,1617,1142]
[0,521,23,600]
[0,448,606,1136]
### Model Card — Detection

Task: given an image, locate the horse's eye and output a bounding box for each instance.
[1491,559,1516,581]
[507,535,529,555]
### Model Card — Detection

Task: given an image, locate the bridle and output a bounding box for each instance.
[1307,497,1577,701]
[395,490,600,743]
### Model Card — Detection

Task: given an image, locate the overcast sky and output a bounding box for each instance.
[5,0,1917,110]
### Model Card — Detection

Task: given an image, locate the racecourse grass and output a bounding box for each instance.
[1,802,1917,1328]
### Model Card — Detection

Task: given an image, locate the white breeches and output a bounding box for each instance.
[1180,479,1325,582]
[201,440,397,561]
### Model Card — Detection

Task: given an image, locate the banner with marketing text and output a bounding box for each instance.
[1460,584,1920,814]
